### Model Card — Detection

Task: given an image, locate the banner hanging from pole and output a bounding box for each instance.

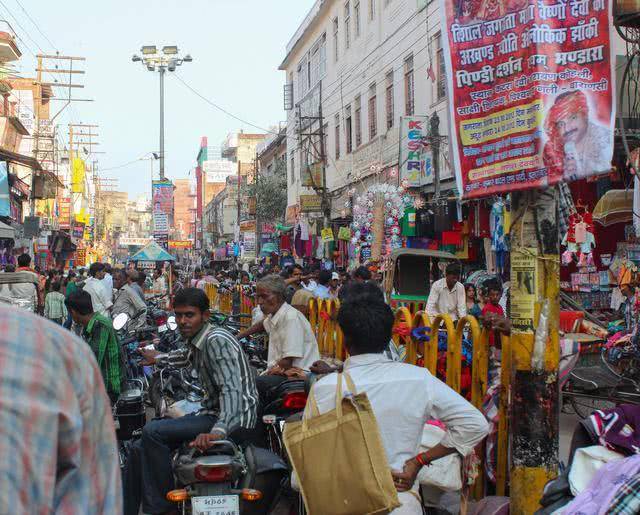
[440,0,615,198]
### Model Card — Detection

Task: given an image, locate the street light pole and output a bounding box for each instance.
[159,67,165,179]
[132,45,192,182]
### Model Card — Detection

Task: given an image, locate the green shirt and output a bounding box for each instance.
[83,313,122,397]
[66,281,79,298]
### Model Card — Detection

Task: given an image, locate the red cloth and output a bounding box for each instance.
[482,303,505,348]
[442,231,463,246]
[280,234,292,251]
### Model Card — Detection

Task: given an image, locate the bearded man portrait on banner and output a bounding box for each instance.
[543,90,613,182]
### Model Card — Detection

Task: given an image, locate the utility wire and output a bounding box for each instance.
[173,74,280,135]
[13,0,57,51]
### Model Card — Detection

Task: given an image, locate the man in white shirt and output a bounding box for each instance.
[101,264,114,303]
[83,262,113,317]
[302,285,488,513]
[426,263,466,322]
[238,275,320,399]
[312,269,334,300]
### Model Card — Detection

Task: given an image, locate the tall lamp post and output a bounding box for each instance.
[132,46,192,180]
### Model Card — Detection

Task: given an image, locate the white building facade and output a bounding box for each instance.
[280,0,453,222]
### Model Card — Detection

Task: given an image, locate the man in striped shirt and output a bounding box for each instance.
[124,288,258,515]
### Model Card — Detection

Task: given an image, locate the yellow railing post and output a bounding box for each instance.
[427,314,456,378]
[409,311,431,366]
[496,334,511,497]
[393,307,414,359]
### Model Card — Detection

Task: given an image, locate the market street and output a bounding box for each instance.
[0,1,638,514]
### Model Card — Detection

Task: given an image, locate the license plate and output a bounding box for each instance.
[158,324,168,333]
[191,495,239,515]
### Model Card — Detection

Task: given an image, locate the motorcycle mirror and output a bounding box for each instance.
[113,313,129,331]
[167,316,178,331]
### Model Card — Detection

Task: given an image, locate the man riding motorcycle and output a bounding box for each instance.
[112,269,147,331]
[123,287,259,515]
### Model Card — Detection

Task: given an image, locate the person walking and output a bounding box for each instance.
[44,281,68,325]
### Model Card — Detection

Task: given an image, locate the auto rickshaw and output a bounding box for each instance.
[383,248,460,311]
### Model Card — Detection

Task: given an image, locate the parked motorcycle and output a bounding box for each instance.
[167,440,288,515]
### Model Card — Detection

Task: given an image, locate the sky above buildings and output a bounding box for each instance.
[9,0,311,197]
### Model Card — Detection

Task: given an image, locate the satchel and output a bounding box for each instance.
[283,372,401,515]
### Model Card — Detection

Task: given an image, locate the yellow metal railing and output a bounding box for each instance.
[206,284,510,497]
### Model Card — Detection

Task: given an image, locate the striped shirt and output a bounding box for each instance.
[83,313,122,398]
[189,323,258,436]
[44,291,68,321]
[0,305,122,514]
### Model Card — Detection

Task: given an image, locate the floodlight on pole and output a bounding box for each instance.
[131,44,193,180]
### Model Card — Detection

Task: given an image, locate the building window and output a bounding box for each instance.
[369,0,376,20]
[335,114,341,160]
[290,152,295,184]
[354,1,361,37]
[344,2,351,50]
[345,105,353,154]
[333,18,339,62]
[355,95,362,147]
[368,83,377,139]
[404,55,414,116]
[310,34,327,86]
[385,70,394,130]
[435,33,446,100]
[297,56,308,100]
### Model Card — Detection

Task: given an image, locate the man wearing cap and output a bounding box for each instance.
[329,271,341,298]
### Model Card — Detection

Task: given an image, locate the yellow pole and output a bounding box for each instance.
[509,190,560,513]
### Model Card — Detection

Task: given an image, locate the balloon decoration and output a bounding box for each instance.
[350,183,413,263]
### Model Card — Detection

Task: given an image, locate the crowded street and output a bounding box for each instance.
[0,1,638,514]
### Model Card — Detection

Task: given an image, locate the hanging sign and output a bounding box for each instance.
[399,117,433,187]
[321,228,335,243]
[440,0,615,198]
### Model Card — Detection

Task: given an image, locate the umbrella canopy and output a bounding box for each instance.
[592,189,634,227]
[129,241,176,262]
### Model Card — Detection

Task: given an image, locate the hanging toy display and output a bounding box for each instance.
[350,183,413,263]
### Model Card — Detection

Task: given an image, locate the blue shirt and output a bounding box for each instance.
[313,283,333,299]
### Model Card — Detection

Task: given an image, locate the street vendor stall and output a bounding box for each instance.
[129,241,176,301]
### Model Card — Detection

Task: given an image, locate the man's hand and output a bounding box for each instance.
[139,347,161,365]
[391,459,421,492]
[189,432,224,451]
[310,360,338,375]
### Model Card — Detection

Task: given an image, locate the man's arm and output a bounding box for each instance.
[237,319,264,339]
[207,333,247,436]
[457,284,467,319]
[426,281,440,318]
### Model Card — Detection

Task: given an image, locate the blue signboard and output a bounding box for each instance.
[0,162,9,217]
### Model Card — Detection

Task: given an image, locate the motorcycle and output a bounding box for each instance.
[167,440,288,515]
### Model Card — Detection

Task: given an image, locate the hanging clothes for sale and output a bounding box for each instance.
[490,198,508,252]
[634,175,640,238]
[434,203,450,234]
[416,209,435,238]
[294,225,305,257]
[298,219,310,241]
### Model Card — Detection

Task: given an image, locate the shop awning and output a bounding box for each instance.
[129,241,176,262]
[593,189,634,227]
[0,220,14,239]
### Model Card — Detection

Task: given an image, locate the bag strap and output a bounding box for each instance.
[343,371,357,394]
[301,383,321,432]
[335,372,344,419]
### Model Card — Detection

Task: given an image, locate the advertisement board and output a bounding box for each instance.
[153,213,169,234]
[300,194,323,213]
[152,180,174,217]
[0,162,9,217]
[58,197,71,229]
[399,117,433,187]
[203,160,236,183]
[119,237,152,247]
[168,240,193,249]
[440,0,615,198]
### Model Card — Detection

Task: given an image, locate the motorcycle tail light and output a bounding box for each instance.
[195,464,232,482]
[166,489,189,502]
[155,315,168,326]
[241,489,262,501]
[282,391,308,410]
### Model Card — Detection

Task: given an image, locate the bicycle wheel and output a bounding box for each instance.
[570,395,616,419]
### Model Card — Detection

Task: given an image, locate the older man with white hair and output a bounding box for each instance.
[239,274,320,397]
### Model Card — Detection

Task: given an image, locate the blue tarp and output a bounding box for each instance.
[129,241,175,262]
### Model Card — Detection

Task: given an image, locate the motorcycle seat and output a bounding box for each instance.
[570,366,620,391]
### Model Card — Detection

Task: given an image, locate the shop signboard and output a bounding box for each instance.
[168,240,193,249]
[75,248,86,266]
[440,0,615,198]
[203,160,236,183]
[153,213,169,235]
[399,117,433,188]
[72,223,84,240]
[119,237,152,247]
[302,162,324,188]
[154,233,169,250]
[0,162,9,217]
[58,197,71,229]
[240,219,256,233]
[300,194,323,213]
